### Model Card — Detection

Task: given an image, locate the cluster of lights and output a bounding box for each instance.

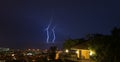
[28,49,40,51]
[27,53,33,56]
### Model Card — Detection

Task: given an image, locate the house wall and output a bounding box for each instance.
[70,48,90,60]
[81,50,90,59]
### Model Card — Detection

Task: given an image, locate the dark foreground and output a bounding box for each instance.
[0,59,77,62]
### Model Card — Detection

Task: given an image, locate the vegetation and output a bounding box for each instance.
[88,27,120,62]
[63,27,120,62]
[63,38,85,49]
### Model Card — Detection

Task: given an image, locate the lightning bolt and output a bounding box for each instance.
[52,26,56,43]
[45,21,51,43]
[45,15,53,43]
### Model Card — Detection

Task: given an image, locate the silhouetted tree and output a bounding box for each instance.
[88,27,120,62]
[48,46,57,61]
[63,38,85,49]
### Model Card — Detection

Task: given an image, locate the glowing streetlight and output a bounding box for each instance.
[90,50,95,56]
[76,50,79,54]
[65,49,69,53]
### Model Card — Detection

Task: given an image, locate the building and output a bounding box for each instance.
[71,41,90,60]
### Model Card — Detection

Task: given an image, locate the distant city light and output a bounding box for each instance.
[37,49,40,51]
[12,54,15,56]
[32,49,35,51]
[27,53,33,56]
[28,49,31,50]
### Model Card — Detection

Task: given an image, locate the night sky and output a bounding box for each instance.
[0,0,120,49]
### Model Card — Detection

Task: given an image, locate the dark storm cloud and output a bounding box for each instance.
[0,0,120,48]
